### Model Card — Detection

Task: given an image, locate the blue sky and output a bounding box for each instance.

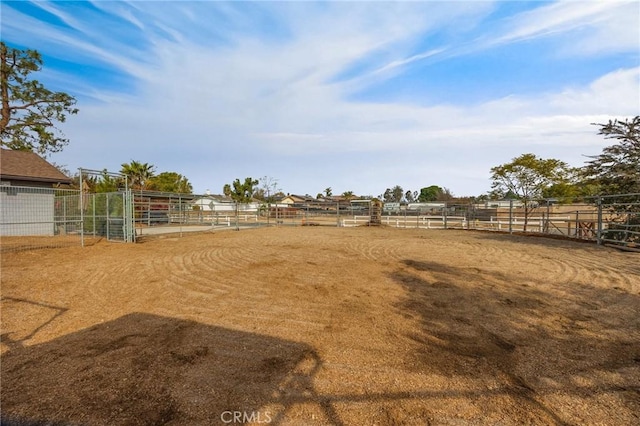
[2,0,639,197]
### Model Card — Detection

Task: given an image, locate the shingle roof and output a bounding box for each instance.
[0,148,72,184]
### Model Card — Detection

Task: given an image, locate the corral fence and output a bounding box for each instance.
[2,187,638,252]
[131,191,638,250]
[0,185,135,252]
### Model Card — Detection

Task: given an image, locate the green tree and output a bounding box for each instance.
[383,185,404,203]
[583,116,640,195]
[405,190,415,203]
[223,177,259,203]
[491,153,570,231]
[147,172,192,193]
[0,42,78,156]
[94,169,121,193]
[120,160,155,190]
[342,190,355,200]
[418,185,443,202]
[223,177,259,230]
[324,187,332,197]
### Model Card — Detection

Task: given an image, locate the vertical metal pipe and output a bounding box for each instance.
[546,201,550,234]
[79,168,84,247]
[509,199,513,234]
[179,194,183,237]
[106,193,110,241]
[92,195,96,237]
[596,197,603,245]
[443,202,448,229]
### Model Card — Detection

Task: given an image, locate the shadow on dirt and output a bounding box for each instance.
[0,297,68,352]
[1,312,331,426]
[390,258,640,424]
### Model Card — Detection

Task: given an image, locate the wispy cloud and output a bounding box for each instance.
[3,1,639,196]
[483,0,639,54]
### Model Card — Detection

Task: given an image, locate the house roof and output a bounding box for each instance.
[0,148,72,184]
[193,194,233,203]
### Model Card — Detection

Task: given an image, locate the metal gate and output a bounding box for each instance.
[80,190,135,245]
[79,169,135,246]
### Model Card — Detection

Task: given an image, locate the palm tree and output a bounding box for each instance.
[120,160,155,190]
[342,190,355,201]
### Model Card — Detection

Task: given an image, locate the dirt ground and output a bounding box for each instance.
[1,227,639,425]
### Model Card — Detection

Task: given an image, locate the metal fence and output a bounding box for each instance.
[80,191,135,245]
[131,191,639,250]
[1,186,134,252]
[1,186,83,251]
[378,194,639,250]
[2,187,638,252]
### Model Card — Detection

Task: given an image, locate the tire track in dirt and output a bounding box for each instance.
[146,236,339,326]
[84,269,113,302]
[561,249,638,290]
[343,238,404,262]
[454,237,584,287]
[150,245,263,301]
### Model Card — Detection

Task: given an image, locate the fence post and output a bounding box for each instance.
[106,194,110,240]
[92,194,96,237]
[62,195,66,235]
[443,202,448,229]
[546,202,550,234]
[179,194,183,238]
[235,202,239,231]
[337,201,340,227]
[79,168,84,247]
[509,199,513,234]
[596,196,603,245]
[574,211,579,238]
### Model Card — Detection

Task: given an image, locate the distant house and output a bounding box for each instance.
[192,194,234,212]
[1,149,73,236]
[279,194,317,205]
[191,194,260,212]
[477,200,525,209]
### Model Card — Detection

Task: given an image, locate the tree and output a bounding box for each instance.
[1,42,78,156]
[324,187,332,197]
[147,172,192,193]
[223,177,259,230]
[405,190,415,203]
[437,187,454,202]
[253,176,281,203]
[223,177,259,203]
[120,160,155,190]
[383,185,404,203]
[342,190,355,200]
[490,153,570,231]
[583,116,640,195]
[96,170,121,193]
[418,185,443,202]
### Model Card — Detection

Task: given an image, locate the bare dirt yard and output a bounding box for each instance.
[1,227,639,425]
